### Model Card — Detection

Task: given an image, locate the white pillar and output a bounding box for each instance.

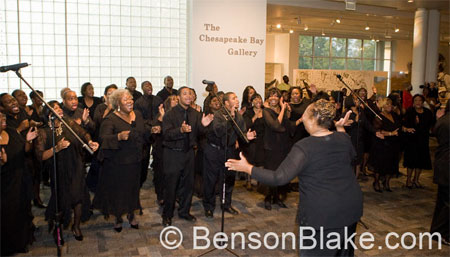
[425,10,440,83]
[411,8,428,95]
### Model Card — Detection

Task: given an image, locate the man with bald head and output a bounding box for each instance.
[62,90,95,134]
[157,75,178,102]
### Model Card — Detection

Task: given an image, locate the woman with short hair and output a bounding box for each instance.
[226,99,363,256]
[93,89,151,232]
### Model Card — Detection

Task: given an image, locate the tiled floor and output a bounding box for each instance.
[21,139,449,256]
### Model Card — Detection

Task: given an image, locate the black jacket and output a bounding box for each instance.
[162,104,205,150]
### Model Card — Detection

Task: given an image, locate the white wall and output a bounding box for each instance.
[189,0,267,106]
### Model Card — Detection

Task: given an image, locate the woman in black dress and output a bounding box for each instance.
[0,107,38,255]
[241,85,256,113]
[243,93,265,190]
[402,94,435,188]
[93,89,150,232]
[368,97,402,192]
[226,100,363,256]
[261,88,292,210]
[86,84,117,192]
[35,101,99,241]
[289,86,310,144]
[78,82,103,120]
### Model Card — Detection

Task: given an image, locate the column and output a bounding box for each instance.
[425,9,440,83]
[411,8,428,95]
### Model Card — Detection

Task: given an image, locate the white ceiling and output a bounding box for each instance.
[267,0,449,42]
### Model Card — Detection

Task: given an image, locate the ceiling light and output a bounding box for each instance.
[376,39,380,42]
[336,18,341,24]
[365,23,370,30]
[289,29,294,34]
[394,25,400,33]
[276,24,281,29]
[408,0,414,3]
[321,29,325,36]
[304,25,308,31]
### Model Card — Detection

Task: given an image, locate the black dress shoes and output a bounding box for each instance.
[264,200,272,210]
[205,210,214,219]
[71,226,83,241]
[222,206,239,215]
[179,214,197,222]
[274,199,288,208]
[33,199,47,209]
[162,216,172,227]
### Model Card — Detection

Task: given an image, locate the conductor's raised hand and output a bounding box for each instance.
[201,113,214,127]
[335,110,352,132]
[117,130,131,141]
[225,152,253,174]
[180,121,192,133]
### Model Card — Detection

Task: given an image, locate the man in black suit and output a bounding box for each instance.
[203,92,255,218]
[157,75,178,102]
[134,81,163,188]
[161,86,213,226]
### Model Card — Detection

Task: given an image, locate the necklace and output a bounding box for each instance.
[48,121,63,136]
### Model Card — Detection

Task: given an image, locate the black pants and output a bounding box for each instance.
[162,148,194,218]
[430,185,449,241]
[299,223,357,257]
[202,143,237,212]
[151,141,164,202]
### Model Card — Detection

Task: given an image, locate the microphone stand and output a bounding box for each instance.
[11,69,94,256]
[336,74,382,121]
[336,74,371,231]
[198,83,242,257]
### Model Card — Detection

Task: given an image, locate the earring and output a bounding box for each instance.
[118,106,121,112]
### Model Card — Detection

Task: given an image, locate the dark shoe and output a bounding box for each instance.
[205,210,213,219]
[114,220,123,233]
[127,213,139,229]
[162,216,172,227]
[274,200,288,208]
[373,182,382,193]
[179,214,197,222]
[413,182,424,189]
[264,200,272,210]
[222,206,239,215]
[71,226,83,241]
[157,199,165,207]
[33,199,47,209]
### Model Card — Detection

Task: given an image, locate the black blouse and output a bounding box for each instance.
[252,132,363,229]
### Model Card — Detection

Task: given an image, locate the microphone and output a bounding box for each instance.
[336,74,342,80]
[202,80,215,85]
[0,63,30,73]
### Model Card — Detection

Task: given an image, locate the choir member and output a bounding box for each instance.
[203,92,255,218]
[93,89,150,232]
[35,101,98,241]
[161,87,213,226]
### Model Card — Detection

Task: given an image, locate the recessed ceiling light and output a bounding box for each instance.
[336,18,341,24]
[289,29,294,34]
[276,24,281,29]
[408,0,414,3]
